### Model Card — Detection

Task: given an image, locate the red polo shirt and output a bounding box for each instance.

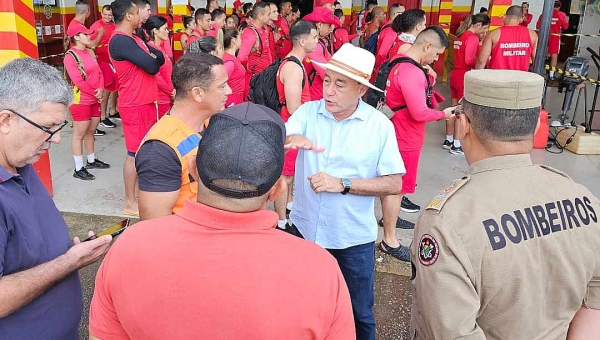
[90,200,355,340]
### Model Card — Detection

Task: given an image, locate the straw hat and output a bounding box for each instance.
[311,43,382,92]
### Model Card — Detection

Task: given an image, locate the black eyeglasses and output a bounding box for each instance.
[5,109,69,142]
[454,99,471,123]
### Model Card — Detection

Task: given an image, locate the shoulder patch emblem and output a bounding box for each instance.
[426,176,470,211]
[418,234,439,266]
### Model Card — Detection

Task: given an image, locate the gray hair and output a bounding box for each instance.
[0,58,73,116]
[75,0,90,14]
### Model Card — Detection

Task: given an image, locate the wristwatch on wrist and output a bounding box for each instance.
[341,178,352,195]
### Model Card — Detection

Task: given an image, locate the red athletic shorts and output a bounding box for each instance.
[70,103,101,121]
[400,149,421,194]
[157,103,171,119]
[282,149,298,176]
[98,60,119,92]
[548,35,561,55]
[120,103,158,154]
[449,69,468,100]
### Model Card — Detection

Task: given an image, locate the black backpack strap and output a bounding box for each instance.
[280,56,306,107]
[388,57,433,111]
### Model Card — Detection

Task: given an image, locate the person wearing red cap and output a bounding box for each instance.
[238,2,273,100]
[302,7,340,100]
[316,0,336,11]
[274,19,318,231]
[65,23,111,181]
[382,27,455,260]
[374,4,405,70]
[274,0,293,59]
[477,5,537,71]
[536,0,568,79]
[330,9,360,55]
[187,9,212,46]
[91,5,118,130]
[233,0,244,16]
[109,0,165,216]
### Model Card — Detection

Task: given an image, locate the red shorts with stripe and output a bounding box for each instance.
[120,103,158,153]
[400,149,421,194]
[70,103,101,121]
[449,69,468,100]
[548,36,561,55]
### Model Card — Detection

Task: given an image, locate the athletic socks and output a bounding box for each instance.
[445,135,453,142]
[549,70,555,78]
[286,202,293,210]
[277,220,287,229]
[87,153,95,163]
[453,140,461,147]
[74,155,84,171]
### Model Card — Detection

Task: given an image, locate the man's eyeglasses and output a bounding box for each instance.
[454,99,471,123]
[5,109,68,142]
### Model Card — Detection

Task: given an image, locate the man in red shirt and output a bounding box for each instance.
[238,2,273,100]
[364,7,385,44]
[380,27,455,260]
[536,0,568,79]
[374,4,405,70]
[187,8,212,45]
[274,20,318,231]
[303,7,340,100]
[266,3,281,61]
[91,5,118,129]
[89,102,355,340]
[477,5,538,71]
[109,0,165,216]
[274,0,293,59]
[68,0,105,49]
[207,9,226,37]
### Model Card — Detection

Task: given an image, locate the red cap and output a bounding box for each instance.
[303,7,342,27]
[67,22,93,38]
[316,0,335,7]
[233,0,243,8]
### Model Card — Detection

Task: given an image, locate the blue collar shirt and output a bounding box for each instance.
[285,99,406,249]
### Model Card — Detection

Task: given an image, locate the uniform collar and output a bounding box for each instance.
[317,99,369,121]
[177,200,278,231]
[468,154,533,175]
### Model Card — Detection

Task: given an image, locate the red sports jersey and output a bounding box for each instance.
[109,31,158,107]
[453,30,479,71]
[277,58,311,122]
[186,28,207,45]
[375,21,396,69]
[222,52,246,107]
[90,20,115,62]
[274,15,292,59]
[489,26,533,71]
[238,24,273,99]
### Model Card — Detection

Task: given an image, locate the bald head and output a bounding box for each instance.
[372,6,384,16]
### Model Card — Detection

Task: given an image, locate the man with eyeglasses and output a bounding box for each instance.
[410,69,600,338]
[0,58,112,339]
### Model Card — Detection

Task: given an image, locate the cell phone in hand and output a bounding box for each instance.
[83,218,130,242]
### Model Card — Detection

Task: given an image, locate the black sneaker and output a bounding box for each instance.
[442,140,452,149]
[94,129,106,136]
[86,158,111,169]
[73,167,95,180]
[449,145,464,155]
[378,218,415,229]
[401,196,421,213]
[99,117,116,128]
[109,112,121,121]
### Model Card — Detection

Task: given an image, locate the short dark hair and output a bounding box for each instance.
[415,25,449,48]
[389,3,403,16]
[206,0,218,9]
[194,8,210,22]
[110,0,136,23]
[554,1,561,8]
[135,0,150,8]
[479,6,488,13]
[464,101,540,144]
[243,2,253,14]
[187,36,217,54]
[172,52,223,99]
[102,4,112,11]
[183,15,194,29]
[251,2,270,19]
[366,0,378,8]
[333,1,341,5]
[333,9,343,18]
[142,15,167,42]
[280,0,291,8]
[211,8,225,21]
[221,27,239,49]
[393,8,425,33]
[506,5,523,17]
[290,19,317,43]
[291,5,299,13]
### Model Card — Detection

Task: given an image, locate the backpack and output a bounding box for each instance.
[248,56,305,113]
[243,25,263,74]
[364,23,391,55]
[365,57,433,113]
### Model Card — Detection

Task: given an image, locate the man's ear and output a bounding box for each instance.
[268,177,287,202]
[192,87,205,103]
[456,114,470,141]
[0,110,14,135]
